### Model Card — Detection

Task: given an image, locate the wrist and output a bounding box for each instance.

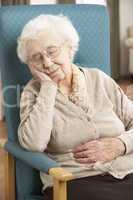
[116,138,126,156]
[41,79,58,87]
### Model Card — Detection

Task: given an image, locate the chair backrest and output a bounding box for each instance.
[0,4,110,199]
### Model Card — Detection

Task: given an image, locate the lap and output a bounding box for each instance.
[43,173,133,200]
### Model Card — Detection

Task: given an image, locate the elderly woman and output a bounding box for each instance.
[17,14,133,200]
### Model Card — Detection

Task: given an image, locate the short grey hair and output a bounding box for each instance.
[17,14,80,63]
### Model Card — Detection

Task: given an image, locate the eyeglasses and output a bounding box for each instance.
[29,45,62,65]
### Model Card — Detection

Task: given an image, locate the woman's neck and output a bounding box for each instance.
[59,65,73,89]
[58,73,73,96]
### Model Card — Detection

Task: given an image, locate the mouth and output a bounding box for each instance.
[45,67,60,76]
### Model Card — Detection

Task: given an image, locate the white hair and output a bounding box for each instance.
[17,14,80,63]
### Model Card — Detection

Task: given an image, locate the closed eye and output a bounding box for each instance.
[47,46,61,56]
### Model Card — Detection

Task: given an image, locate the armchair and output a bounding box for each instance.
[0,4,110,200]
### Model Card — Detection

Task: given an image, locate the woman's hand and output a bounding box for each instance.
[28,61,52,82]
[73,138,126,164]
[28,60,64,85]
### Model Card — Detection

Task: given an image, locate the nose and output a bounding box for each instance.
[42,54,53,68]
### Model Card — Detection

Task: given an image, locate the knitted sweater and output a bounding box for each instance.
[18,66,133,191]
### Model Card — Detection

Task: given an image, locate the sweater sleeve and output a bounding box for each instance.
[116,92,133,154]
[99,69,133,155]
[18,80,57,152]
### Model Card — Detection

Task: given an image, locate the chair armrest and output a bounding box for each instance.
[0,139,74,181]
[0,138,7,148]
[49,167,73,181]
[2,140,60,173]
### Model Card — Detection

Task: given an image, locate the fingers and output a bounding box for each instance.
[28,62,40,76]
[73,138,122,164]
[74,149,97,158]
[28,59,61,76]
[72,140,101,164]
[73,144,88,153]
[73,140,98,153]
[27,59,64,84]
[76,157,97,164]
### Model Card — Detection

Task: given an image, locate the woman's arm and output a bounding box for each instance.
[116,89,133,154]
[18,80,57,152]
[73,69,133,163]
[100,70,133,155]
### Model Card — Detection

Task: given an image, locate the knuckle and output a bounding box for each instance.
[84,144,88,149]
[82,152,87,157]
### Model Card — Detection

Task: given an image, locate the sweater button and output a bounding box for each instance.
[87,116,90,121]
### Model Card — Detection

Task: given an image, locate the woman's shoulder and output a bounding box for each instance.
[78,65,116,90]
[78,65,105,75]
[78,65,109,81]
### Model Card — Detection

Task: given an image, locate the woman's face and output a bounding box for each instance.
[26,31,72,80]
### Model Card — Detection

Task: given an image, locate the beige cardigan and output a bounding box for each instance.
[18,66,133,191]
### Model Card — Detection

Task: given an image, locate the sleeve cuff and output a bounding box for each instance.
[39,80,58,99]
[117,129,133,154]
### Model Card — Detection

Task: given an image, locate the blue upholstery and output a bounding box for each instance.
[0,4,110,200]
[5,141,60,173]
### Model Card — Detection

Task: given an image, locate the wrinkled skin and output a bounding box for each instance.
[26,32,73,87]
[73,137,126,164]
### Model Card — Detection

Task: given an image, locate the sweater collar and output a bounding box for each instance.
[58,64,90,113]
